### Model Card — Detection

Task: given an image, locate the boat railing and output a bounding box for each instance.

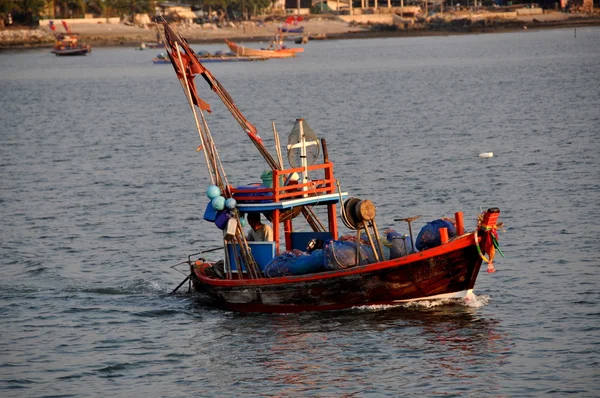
[231,162,336,203]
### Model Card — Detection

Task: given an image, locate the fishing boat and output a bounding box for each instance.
[293,33,327,44]
[225,38,302,59]
[50,33,91,56]
[49,21,90,56]
[160,21,504,313]
[280,26,305,34]
[153,52,269,64]
[138,41,164,50]
[309,33,327,41]
[293,35,308,45]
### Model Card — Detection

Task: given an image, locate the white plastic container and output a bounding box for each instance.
[224,218,238,240]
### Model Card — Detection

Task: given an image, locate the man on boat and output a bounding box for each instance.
[246,213,273,242]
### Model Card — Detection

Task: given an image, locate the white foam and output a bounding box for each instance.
[352,293,490,311]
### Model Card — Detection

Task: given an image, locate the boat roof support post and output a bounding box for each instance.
[272,209,281,255]
[328,203,339,240]
[284,218,293,251]
[324,158,338,239]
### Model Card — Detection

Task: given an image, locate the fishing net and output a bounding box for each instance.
[324,240,378,270]
[386,229,412,258]
[415,219,457,251]
[264,249,325,277]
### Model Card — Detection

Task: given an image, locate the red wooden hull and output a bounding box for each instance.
[190,233,483,313]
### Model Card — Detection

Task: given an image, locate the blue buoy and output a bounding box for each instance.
[211,196,225,211]
[225,198,237,210]
[206,185,221,199]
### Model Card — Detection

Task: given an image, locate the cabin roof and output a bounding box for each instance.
[236,193,347,212]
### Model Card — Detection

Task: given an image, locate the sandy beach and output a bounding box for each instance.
[1,11,599,49]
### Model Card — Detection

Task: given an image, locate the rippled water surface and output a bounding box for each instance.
[1,27,599,397]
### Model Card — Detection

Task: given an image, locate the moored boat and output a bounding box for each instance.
[294,35,308,44]
[280,26,304,34]
[153,51,269,64]
[293,33,327,44]
[51,34,91,56]
[138,41,163,50]
[309,33,327,40]
[225,39,302,59]
[160,21,504,313]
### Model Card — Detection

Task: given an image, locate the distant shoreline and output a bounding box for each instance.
[1,14,599,50]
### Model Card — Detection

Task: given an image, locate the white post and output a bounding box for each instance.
[299,120,308,192]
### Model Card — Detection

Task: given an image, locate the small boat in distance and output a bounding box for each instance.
[152,52,269,64]
[51,33,91,56]
[294,33,327,44]
[309,33,327,41]
[48,20,90,56]
[279,26,304,34]
[138,41,164,50]
[159,20,504,313]
[293,35,308,44]
[225,38,302,59]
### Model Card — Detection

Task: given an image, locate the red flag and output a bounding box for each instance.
[61,20,71,33]
[285,16,304,25]
[167,51,211,111]
[162,22,263,145]
[49,21,56,31]
[163,26,211,112]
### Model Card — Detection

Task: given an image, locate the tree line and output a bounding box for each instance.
[1,0,273,26]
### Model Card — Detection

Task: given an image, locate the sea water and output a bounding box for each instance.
[1,27,599,396]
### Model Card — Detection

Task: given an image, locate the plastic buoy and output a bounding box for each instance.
[479,152,494,158]
[225,198,237,210]
[206,185,221,199]
[211,195,225,211]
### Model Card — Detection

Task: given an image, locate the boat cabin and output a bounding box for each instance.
[230,161,346,266]
[200,118,350,278]
[217,166,347,274]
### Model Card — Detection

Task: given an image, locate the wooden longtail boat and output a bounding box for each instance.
[225,39,301,58]
[51,34,91,56]
[160,21,503,313]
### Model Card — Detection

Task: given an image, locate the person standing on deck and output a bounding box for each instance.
[246,213,273,242]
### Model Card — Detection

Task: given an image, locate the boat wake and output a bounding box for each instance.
[353,293,490,312]
[404,293,490,309]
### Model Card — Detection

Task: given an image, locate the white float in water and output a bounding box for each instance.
[479,152,494,158]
